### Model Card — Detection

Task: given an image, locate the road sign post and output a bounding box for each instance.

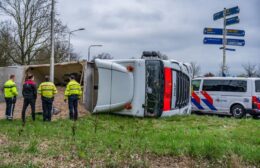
[204,6,245,77]
[220,47,236,51]
[226,16,240,26]
[204,38,245,46]
[213,6,240,21]
[204,28,245,36]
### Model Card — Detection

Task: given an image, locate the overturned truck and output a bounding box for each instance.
[0,54,193,118]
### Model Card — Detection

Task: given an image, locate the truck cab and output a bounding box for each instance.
[86,52,192,118]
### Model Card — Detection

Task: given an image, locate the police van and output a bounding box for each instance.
[86,51,193,118]
[191,77,260,118]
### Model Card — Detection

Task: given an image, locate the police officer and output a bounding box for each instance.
[21,74,37,123]
[64,75,82,120]
[4,74,18,120]
[38,75,57,121]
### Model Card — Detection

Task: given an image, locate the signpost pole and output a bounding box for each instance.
[222,8,227,77]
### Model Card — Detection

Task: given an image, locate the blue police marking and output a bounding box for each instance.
[202,99,217,111]
[226,16,240,26]
[204,28,245,37]
[214,6,240,21]
[191,98,204,110]
[204,38,245,46]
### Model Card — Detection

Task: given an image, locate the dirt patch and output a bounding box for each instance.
[0,151,254,168]
[0,135,8,145]
[146,154,251,168]
[32,156,86,168]
[0,87,89,120]
[147,155,208,168]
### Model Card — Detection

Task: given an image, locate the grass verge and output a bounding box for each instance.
[0,114,259,167]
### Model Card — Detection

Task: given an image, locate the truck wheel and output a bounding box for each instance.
[231,104,245,119]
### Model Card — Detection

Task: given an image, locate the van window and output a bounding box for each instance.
[203,80,247,92]
[192,80,201,91]
[255,80,260,92]
[203,80,222,91]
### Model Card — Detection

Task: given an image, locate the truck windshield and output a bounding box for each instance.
[145,60,164,117]
[255,80,260,92]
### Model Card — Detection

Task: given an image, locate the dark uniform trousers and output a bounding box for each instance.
[68,95,79,120]
[5,97,16,119]
[42,97,54,121]
[21,98,36,123]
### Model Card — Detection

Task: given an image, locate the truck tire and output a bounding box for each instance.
[231,104,245,119]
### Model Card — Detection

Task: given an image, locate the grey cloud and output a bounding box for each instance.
[57,0,260,75]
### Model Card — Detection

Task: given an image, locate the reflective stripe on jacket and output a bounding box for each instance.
[38,82,57,98]
[4,79,18,98]
[64,80,82,100]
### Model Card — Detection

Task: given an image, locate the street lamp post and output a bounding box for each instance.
[68,28,85,62]
[88,45,103,61]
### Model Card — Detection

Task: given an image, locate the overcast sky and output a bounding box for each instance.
[57,0,260,75]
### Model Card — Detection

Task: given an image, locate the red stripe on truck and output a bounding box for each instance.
[163,68,172,111]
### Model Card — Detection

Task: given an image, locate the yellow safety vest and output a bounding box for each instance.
[38,82,57,98]
[4,79,18,98]
[64,80,82,100]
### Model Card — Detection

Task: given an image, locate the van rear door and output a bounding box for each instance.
[93,59,134,113]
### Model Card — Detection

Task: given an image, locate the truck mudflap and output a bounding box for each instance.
[93,59,134,113]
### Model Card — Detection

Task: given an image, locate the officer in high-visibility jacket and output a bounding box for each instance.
[4,74,18,120]
[64,75,82,120]
[38,75,57,121]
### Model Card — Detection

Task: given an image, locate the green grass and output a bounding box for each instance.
[0,114,259,167]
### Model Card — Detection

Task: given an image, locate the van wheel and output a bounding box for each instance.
[231,104,245,119]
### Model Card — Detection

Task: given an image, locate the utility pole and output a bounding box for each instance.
[222,8,227,77]
[50,0,55,82]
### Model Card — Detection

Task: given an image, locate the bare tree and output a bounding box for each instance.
[0,0,78,65]
[0,21,14,66]
[204,72,215,77]
[257,64,260,77]
[242,63,257,77]
[0,0,52,65]
[157,51,168,60]
[92,53,113,61]
[190,62,201,78]
[32,21,79,64]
